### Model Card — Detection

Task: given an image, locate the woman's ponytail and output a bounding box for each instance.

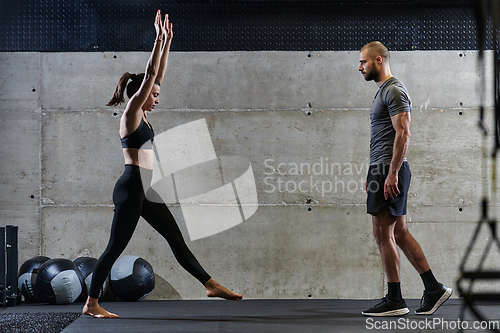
[107,72,134,107]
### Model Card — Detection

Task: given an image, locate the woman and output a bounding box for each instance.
[83,10,242,319]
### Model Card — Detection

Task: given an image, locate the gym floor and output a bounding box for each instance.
[1,298,499,333]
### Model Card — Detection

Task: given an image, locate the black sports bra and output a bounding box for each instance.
[121,118,154,149]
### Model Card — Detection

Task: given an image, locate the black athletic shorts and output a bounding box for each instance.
[366,161,411,216]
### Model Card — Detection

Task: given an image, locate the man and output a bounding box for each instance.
[359,41,452,316]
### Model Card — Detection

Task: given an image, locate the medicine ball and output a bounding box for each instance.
[73,257,107,301]
[34,258,84,304]
[110,255,155,302]
[18,256,51,302]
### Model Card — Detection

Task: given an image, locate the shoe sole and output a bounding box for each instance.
[415,287,453,315]
[362,307,409,317]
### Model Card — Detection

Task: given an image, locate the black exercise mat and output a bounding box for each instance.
[0,312,81,333]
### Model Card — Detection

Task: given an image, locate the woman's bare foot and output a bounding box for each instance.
[82,296,119,318]
[205,278,243,300]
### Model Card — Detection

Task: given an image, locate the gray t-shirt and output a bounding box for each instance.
[370,77,412,165]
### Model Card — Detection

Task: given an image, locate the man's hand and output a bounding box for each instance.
[384,174,400,200]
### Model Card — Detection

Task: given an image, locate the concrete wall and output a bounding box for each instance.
[0,50,498,300]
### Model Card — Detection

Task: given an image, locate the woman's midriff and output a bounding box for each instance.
[122,148,154,170]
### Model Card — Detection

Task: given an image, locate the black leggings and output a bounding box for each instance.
[89,164,211,299]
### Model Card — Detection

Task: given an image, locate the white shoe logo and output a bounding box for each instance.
[141,119,258,241]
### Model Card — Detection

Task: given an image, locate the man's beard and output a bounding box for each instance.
[364,65,379,81]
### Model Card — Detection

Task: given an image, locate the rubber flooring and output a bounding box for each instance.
[1,298,499,333]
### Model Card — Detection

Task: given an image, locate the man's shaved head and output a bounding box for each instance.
[360,41,390,63]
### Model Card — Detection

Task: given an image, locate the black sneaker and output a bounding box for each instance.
[415,283,453,315]
[362,296,410,317]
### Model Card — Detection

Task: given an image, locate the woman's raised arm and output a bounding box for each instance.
[127,10,166,114]
[156,14,173,85]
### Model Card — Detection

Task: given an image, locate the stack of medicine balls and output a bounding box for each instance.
[17,255,155,304]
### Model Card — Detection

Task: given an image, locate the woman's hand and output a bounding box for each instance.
[164,14,173,41]
[154,10,163,39]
